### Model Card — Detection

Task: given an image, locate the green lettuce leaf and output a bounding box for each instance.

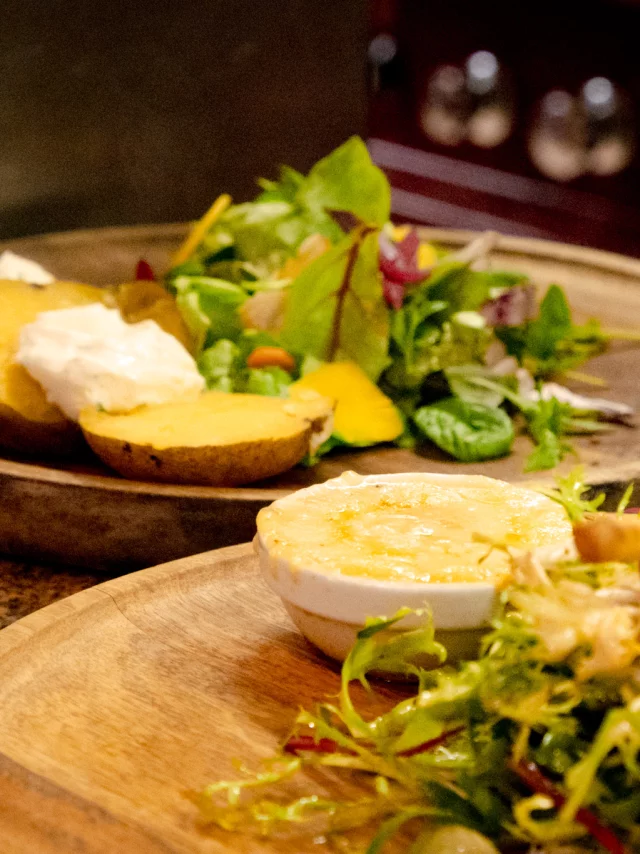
[497,284,607,378]
[210,201,307,272]
[170,138,393,355]
[297,135,390,229]
[189,137,389,275]
[173,275,246,351]
[526,284,572,359]
[339,610,447,737]
[197,339,239,391]
[256,165,305,203]
[280,225,390,381]
[384,314,489,394]
[523,396,574,472]
[380,264,521,399]
[197,337,294,396]
[427,263,493,315]
[244,367,292,397]
[257,138,390,233]
[444,365,509,409]
[199,501,640,851]
[540,466,605,522]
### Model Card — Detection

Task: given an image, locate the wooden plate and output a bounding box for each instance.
[0,544,388,854]
[2,224,640,569]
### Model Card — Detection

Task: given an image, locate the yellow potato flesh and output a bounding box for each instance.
[80,392,314,486]
[82,394,311,448]
[0,279,106,453]
[0,361,65,425]
[0,279,106,345]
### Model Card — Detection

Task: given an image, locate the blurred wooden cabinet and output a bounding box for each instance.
[368,0,640,255]
[0,0,367,239]
[5,0,640,255]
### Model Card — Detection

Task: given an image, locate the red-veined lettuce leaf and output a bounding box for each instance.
[280,225,390,381]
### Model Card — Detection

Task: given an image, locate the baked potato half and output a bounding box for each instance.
[80,391,332,486]
[0,279,106,454]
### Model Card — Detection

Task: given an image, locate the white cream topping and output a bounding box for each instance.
[17,304,204,420]
[0,250,55,285]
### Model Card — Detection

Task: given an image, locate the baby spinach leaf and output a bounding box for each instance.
[413,397,514,462]
[458,374,578,472]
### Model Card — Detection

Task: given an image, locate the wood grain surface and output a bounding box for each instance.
[1,224,640,569]
[0,544,395,853]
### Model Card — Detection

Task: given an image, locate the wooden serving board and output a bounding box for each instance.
[0,544,395,854]
[2,224,640,569]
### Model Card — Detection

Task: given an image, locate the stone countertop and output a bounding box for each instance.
[0,559,115,629]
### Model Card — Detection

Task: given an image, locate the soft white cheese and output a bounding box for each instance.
[0,250,55,284]
[17,304,205,420]
[257,471,572,584]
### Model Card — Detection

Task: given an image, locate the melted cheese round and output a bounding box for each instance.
[257,472,572,585]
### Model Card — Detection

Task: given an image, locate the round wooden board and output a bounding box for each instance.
[2,224,640,569]
[0,544,392,854]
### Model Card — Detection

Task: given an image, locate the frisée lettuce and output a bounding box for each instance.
[198,483,640,853]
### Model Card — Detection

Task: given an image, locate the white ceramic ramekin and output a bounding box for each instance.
[256,527,496,661]
[254,470,572,662]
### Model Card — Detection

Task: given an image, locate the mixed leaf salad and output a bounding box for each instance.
[164,136,634,472]
[199,472,640,853]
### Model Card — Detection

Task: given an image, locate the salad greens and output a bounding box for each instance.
[280,225,389,381]
[438,370,579,472]
[197,335,294,397]
[496,285,607,379]
[166,136,624,472]
[413,398,515,463]
[199,493,640,853]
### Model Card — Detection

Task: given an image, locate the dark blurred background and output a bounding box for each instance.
[0,0,367,238]
[369,0,640,255]
[2,0,640,256]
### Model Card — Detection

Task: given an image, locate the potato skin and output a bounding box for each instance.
[82,427,312,486]
[0,363,82,456]
[0,401,81,456]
